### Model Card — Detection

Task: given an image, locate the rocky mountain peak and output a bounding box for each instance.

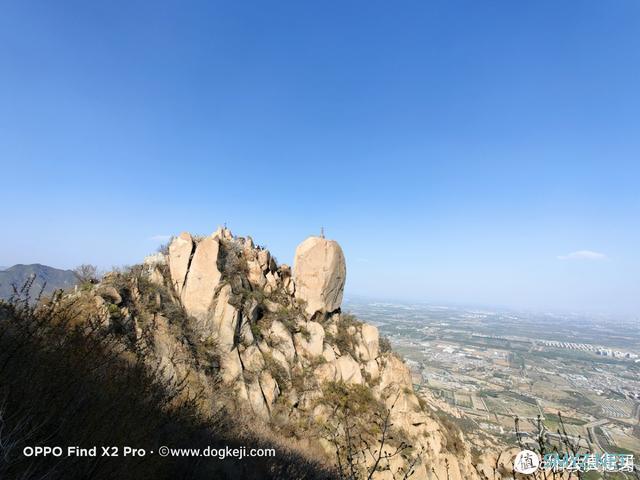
[95,227,484,479]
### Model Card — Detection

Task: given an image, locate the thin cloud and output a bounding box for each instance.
[557,250,607,261]
[149,234,172,242]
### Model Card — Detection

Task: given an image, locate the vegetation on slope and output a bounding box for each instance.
[0,280,335,480]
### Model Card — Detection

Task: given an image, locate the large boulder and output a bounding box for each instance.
[168,232,193,294]
[181,236,222,320]
[293,236,346,317]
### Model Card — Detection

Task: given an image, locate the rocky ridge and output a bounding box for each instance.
[88,228,485,479]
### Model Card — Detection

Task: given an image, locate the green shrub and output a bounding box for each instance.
[379,336,392,353]
[321,381,382,418]
[263,352,290,390]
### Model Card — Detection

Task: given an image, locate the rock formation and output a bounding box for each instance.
[167,232,193,295]
[293,236,346,317]
[181,236,222,321]
[85,227,482,480]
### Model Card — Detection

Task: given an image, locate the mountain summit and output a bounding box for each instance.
[4,228,488,479]
[109,227,477,479]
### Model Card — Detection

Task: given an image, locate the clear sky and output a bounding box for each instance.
[1,1,638,315]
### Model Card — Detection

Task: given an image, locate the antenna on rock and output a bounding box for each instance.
[320,226,325,238]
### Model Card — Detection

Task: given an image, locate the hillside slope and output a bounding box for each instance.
[2,228,494,479]
[68,227,481,479]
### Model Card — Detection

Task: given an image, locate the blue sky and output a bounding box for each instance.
[1,1,638,315]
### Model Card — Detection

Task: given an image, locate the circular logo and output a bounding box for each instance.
[514,450,540,474]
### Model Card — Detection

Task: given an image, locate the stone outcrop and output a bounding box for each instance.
[293,321,324,358]
[293,236,346,317]
[180,236,221,321]
[168,232,193,295]
[93,227,483,480]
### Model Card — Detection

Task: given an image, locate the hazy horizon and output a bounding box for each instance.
[1,1,638,316]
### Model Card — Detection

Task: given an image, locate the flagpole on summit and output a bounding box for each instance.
[320,227,325,238]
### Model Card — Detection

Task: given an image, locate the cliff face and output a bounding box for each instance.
[90,228,482,479]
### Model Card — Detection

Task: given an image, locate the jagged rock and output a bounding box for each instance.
[379,355,412,391]
[246,378,269,418]
[280,264,295,295]
[284,277,295,295]
[267,321,296,362]
[264,299,280,313]
[364,359,380,381]
[314,362,339,383]
[259,370,279,411]
[247,259,266,288]
[181,236,222,320]
[293,236,346,317]
[219,348,243,383]
[334,354,362,384]
[210,285,239,348]
[147,267,164,286]
[168,232,193,295]
[212,226,233,240]
[355,324,379,361]
[264,271,278,293]
[240,345,265,373]
[325,321,338,337]
[121,228,484,479]
[257,250,270,271]
[293,321,324,357]
[265,348,290,377]
[97,285,122,305]
[151,315,183,383]
[239,318,255,346]
[322,344,336,362]
[245,299,260,322]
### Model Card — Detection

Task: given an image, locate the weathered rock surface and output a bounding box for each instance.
[355,324,379,361]
[168,232,193,294]
[293,236,346,317]
[181,236,221,320]
[108,227,485,479]
[209,284,238,348]
[335,354,363,385]
[293,321,324,358]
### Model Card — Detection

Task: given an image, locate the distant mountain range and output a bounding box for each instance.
[0,264,79,301]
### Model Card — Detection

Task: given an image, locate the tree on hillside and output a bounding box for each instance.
[74,263,99,283]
